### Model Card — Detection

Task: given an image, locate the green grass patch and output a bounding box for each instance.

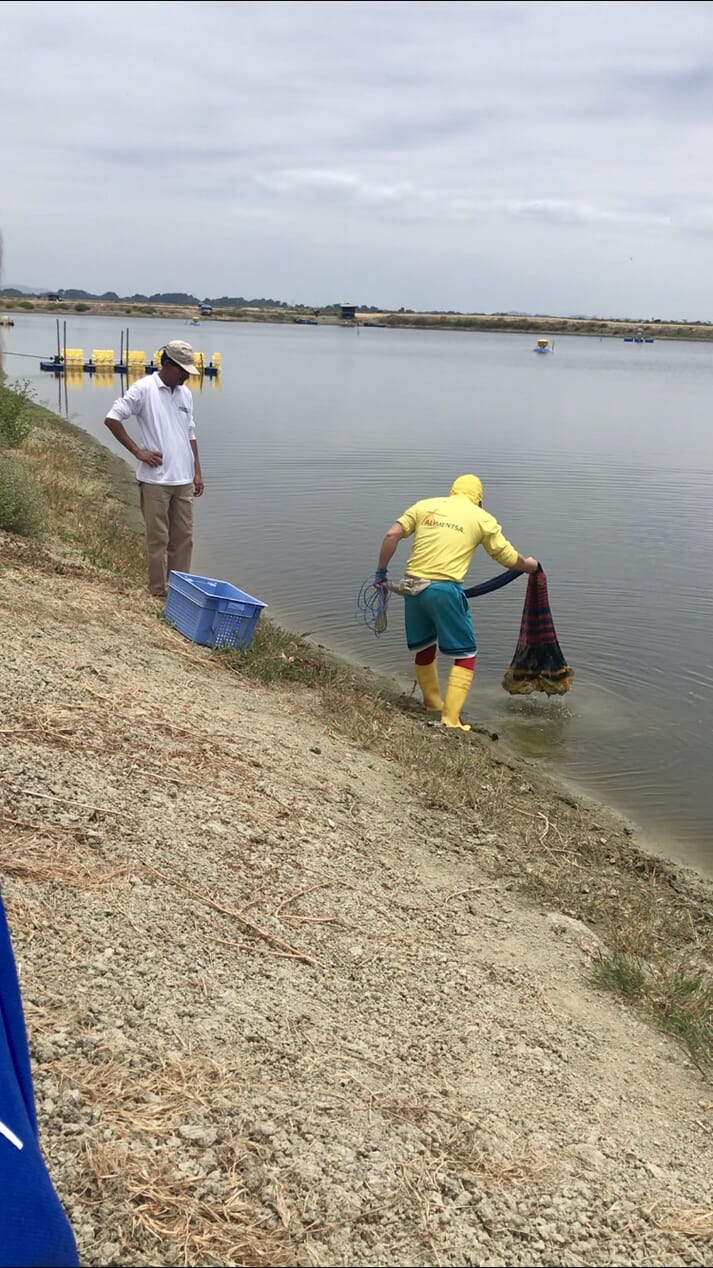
[592,951,713,1072]
[80,510,145,577]
[0,454,45,536]
[2,394,145,580]
[0,380,34,449]
[223,619,341,688]
[655,969,713,1071]
[591,951,648,1000]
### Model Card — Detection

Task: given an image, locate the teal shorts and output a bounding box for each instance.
[404,582,476,658]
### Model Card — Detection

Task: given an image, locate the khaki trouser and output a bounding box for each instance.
[139,482,194,597]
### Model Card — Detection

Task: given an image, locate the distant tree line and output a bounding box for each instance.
[0,287,292,307]
[0,287,395,312]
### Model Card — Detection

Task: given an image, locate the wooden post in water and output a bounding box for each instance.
[119,329,124,366]
[56,318,61,360]
[63,320,67,369]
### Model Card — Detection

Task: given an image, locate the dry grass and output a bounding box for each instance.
[398,1124,551,1267]
[352,1084,553,1205]
[83,1139,299,1266]
[434,1124,551,1184]
[371,1094,551,1184]
[40,1051,303,1266]
[19,405,146,578]
[46,1050,241,1133]
[654,1205,713,1240]
[0,820,134,891]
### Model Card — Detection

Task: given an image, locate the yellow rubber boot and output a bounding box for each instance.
[414,658,443,711]
[441,665,474,730]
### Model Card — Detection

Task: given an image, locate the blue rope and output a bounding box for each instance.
[357,579,390,636]
[357,568,522,637]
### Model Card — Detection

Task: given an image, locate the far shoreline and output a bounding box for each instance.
[4,297,713,343]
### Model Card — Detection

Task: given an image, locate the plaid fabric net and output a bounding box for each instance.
[502,566,574,696]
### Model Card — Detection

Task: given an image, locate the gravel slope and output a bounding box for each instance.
[0,535,711,1267]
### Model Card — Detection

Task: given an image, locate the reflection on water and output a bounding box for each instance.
[39,359,223,429]
[44,369,222,413]
[5,313,713,873]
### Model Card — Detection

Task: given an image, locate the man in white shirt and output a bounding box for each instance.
[104,340,205,597]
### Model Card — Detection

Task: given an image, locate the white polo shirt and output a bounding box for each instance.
[107,373,196,485]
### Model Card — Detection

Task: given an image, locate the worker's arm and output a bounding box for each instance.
[375,522,406,580]
[104,415,162,467]
[191,439,204,497]
[481,511,538,573]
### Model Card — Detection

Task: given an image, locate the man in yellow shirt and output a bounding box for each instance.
[374,475,538,730]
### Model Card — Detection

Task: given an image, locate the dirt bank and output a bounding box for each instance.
[0,531,711,1267]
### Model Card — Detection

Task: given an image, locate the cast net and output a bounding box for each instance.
[501,566,574,696]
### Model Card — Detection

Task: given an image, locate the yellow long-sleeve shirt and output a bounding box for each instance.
[397,493,519,582]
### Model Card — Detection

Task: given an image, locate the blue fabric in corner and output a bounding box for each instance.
[0,896,79,1267]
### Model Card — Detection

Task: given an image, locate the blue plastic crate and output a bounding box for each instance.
[164,571,267,649]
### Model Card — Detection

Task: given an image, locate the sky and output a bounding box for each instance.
[4,0,713,318]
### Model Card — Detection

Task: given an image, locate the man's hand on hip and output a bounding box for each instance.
[136,447,162,467]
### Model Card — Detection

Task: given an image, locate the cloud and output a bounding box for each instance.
[254,168,413,204]
[493,199,673,228]
[252,170,678,233]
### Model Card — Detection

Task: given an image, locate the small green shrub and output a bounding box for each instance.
[591,951,647,1000]
[0,455,45,536]
[0,380,35,449]
[591,952,712,1071]
[74,302,90,312]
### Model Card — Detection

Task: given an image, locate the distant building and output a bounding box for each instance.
[340,303,356,321]
[46,292,60,302]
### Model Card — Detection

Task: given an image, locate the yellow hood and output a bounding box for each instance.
[449,474,483,506]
